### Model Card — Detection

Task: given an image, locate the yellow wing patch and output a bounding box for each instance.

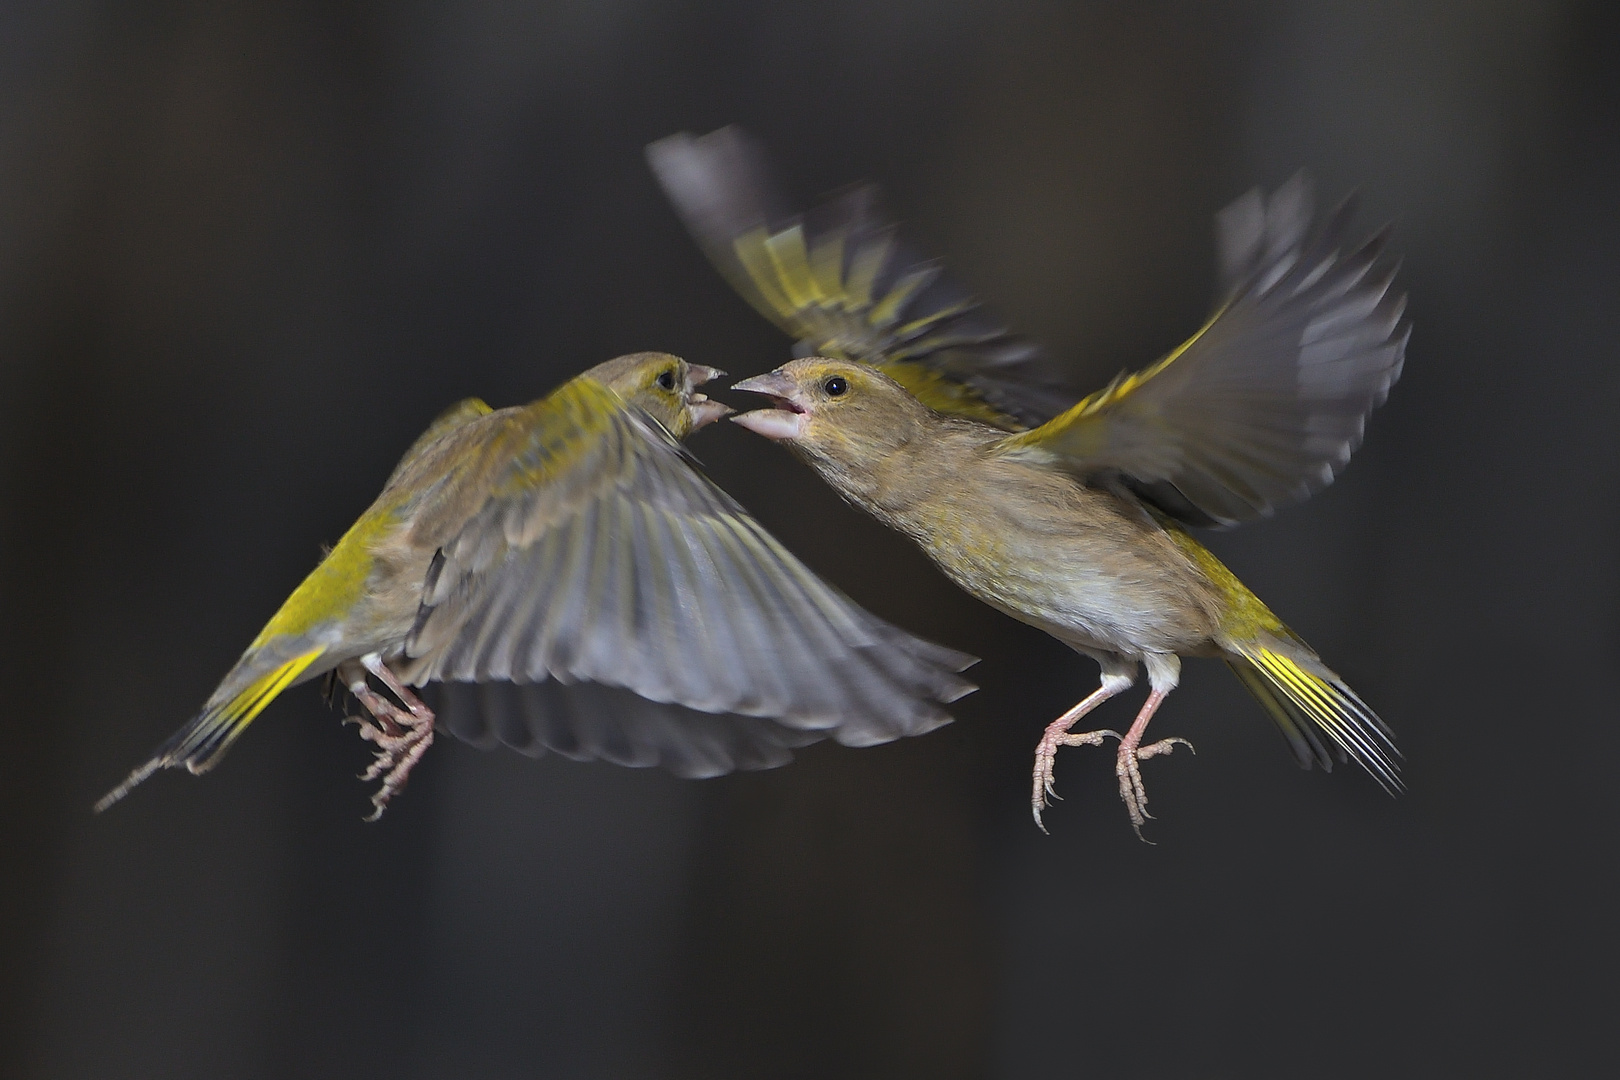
[996,307,1226,453]
[881,361,1020,427]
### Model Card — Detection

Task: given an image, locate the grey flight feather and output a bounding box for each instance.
[401,403,975,762]
[433,680,826,779]
[1000,174,1409,528]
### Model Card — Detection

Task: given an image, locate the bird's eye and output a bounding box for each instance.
[657,369,677,391]
[823,376,848,397]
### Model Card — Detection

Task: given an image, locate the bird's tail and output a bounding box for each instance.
[1225,635,1402,795]
[95,648,324,812]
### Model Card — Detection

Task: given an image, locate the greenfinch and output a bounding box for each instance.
[652,127,1406,835]
[98,352,975,819]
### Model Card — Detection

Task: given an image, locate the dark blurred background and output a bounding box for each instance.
[3,1,1617,1077]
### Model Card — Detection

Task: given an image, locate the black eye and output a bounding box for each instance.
[823,376,848,397]
[657,369,676,391]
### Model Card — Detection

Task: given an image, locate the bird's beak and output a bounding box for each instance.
[731,371,808,441]
[686,396,733,431]
[684,366,732,431]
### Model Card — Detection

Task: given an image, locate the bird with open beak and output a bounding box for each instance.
[99,351,976,819]
[651,127,1406,837]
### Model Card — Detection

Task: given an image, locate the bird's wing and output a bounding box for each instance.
[401,376,975,764]
[647,126,1075,430]
[992,176,1408,527]
[433,681,826,779]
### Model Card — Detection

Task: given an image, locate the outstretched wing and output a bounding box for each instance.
[994,176,1408,527]
[399,378,976,767]
[648,126,1075,430]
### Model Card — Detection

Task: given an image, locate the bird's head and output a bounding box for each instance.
[731,358,932,477]
[587,352,732,438]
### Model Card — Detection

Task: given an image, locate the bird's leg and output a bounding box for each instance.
[336,654,436,820]
[1114,657,1194,840]
[1032,671,1133,832]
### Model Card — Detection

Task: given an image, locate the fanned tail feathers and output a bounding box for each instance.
[1227,642,1401,795]
[95,649,323,812]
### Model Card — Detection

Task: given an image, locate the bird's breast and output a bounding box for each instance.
[893,462,1219,656]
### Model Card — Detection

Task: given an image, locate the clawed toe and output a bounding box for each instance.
[1137,736,1194,761]
[1116,735,1193,840]
[1026,677,1193,839]
[1031,727,1122,832]
[337,657,437,819]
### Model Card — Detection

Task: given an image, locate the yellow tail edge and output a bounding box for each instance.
[1230,644,1403,796]
[95,648,324,812]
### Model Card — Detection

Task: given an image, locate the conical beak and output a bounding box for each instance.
[685,395,733,431]
[731,371,799,400]
[683,366,731,431]
[731,371,808,441]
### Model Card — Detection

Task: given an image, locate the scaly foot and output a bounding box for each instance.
[1032,726,1121,832]
[339,656,436,820]
[1116,736,1194,840]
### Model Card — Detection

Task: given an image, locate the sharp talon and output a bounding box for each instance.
[1027,679,1135,832]
[1137,736,1193,760]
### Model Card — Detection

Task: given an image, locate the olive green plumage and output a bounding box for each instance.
[656,126,1407,833]
[99,352,975,813]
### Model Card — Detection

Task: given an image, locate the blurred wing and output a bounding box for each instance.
[433,681,825,779]
[403,382,975,764]
[994,176,1409,527]
[647,126,1075,430]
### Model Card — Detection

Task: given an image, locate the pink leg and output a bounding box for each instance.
[338,655,436,820]
[1031,675,1132,832]
[1115,689,1194,841]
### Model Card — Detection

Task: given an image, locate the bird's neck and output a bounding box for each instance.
[793,416,989,535]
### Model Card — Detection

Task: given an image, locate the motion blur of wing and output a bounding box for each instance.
[432,681,826,779]
[648,126,1077,430]
[994,175,1409,527]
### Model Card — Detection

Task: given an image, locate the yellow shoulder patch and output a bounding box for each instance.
[996,307,1226,453]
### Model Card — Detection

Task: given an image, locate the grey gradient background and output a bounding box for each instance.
[2,1,1617,1077]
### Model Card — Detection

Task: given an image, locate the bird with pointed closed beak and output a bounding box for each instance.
[99,351,975,819]
[651,126,1406,836]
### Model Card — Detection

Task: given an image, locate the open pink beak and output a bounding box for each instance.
[730,372,808,441]
[685,365,733,431]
